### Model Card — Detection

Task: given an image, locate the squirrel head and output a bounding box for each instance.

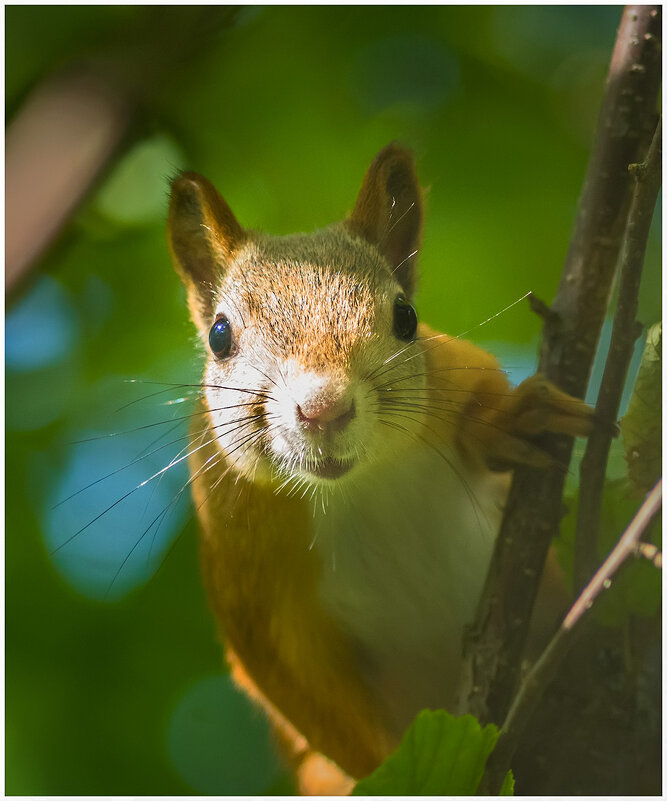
[167,145,428,487]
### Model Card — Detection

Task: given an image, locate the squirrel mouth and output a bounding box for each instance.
[307,457,355,480]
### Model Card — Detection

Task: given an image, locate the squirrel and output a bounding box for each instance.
[166,145,594,794]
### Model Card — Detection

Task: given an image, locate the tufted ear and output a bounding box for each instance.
[167,171,246,330]
[348,144,422,299]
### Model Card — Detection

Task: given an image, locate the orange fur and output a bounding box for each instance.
[168,145,593,793]
[418,323,593,471]
[187,324,591,786]
[191,429,394,778]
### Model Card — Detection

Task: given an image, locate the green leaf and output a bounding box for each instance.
[499,768,515,795]
[621,322,661,494]
[352,709,503,796]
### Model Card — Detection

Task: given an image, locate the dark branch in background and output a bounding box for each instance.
[5,6,242,299]
[5,73,131,293]
[481,479,663,794]
[463,5,661,727]
[574,118,662,589]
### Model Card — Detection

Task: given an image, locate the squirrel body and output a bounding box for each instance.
[168,146,593,789]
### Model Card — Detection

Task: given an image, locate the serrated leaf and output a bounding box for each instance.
[621,322,662,493]
[352,709,501,796]
[500,768,515,795]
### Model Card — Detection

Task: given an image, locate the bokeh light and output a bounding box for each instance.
[167,674,282,795]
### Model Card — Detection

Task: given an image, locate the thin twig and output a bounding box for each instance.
[481,479,663,794]
[463,5,662,726]
[574,117,662,591]
[526,291,556,323]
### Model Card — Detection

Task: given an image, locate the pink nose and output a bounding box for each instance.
[297,397,356,433]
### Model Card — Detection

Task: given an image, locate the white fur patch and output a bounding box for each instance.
[311,445,508,736]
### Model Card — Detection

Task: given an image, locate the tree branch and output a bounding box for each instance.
[5,7,242,299]
[463,5,662,726]
[5,71,131,294]
[481,478,662,794]
[574,117,662,590]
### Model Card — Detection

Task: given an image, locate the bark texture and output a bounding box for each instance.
[465,4,661,729]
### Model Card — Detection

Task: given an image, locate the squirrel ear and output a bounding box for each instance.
[168,172,246,328]
[348,144,422,299]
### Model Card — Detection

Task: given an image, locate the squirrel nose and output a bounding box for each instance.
[297,397,356,433]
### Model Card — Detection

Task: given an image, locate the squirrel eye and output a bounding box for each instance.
[209,316,233,357]
[393,295,418,341]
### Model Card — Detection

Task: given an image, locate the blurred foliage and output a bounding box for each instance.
[621,322,662,493]
[5,5,661,795]
[557,323,662,630]
[556,478,661,628]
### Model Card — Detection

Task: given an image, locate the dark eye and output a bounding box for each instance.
[393,295,418,341]
[209,316,233,358]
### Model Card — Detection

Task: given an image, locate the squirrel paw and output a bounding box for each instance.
[505,375,595,437]
[483,375,598,471]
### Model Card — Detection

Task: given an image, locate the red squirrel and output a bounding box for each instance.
[167,145,593,793]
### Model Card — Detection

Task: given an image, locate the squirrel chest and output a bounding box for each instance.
[192,407,506,775]
[310,443,506,733]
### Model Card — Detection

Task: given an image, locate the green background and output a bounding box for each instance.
[5,6,660,795]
